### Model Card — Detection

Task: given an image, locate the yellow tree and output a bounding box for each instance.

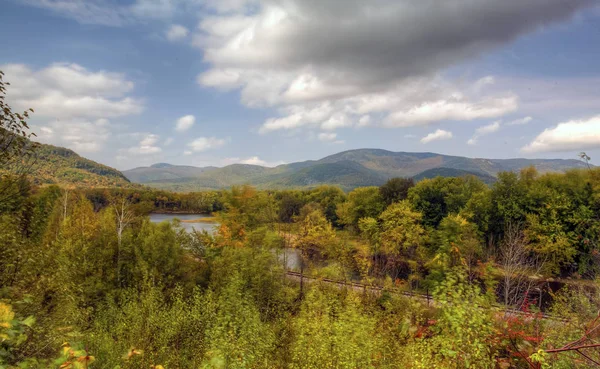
[360,201,425,281]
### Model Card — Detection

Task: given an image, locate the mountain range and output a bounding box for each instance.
[123,149,589,191]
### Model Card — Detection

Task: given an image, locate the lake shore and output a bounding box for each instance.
[180,217,218,223]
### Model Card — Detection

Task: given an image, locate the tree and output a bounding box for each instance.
[579,152,591,170]
[497,222,546,309]
[489,171,529,235]
[0,70,37,170]
[379,177,414,205]
[295,205,337,262]
[433,214,483,280]
[408,176,486,228]
[112,195,137,285]
[290,287,378,369]
[359,201,425,280]
[304,186,346,226]
[0,70,38,205]
[336,187,384,231]
[410,270,497,369]
[277,191,304,223]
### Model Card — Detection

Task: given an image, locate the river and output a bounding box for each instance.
[149,213,217,233]
[148,213,302,270]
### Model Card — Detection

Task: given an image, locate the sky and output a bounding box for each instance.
[1,0,600,170]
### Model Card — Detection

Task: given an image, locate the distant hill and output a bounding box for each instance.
[124,149,589,191]
[124,162,216,183]
[2,143,131,188]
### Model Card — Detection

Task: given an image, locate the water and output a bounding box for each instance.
[148,213,302,270]
[149,213,218,234]
[276,248,302,271]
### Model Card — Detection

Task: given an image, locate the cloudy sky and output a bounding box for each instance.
[2,0,600,170]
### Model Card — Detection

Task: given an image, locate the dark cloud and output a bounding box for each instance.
[205,0,594,88]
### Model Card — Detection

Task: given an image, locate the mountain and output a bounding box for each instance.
[124,163,216,183]
[3,143,131,188]
[123,149,589,191]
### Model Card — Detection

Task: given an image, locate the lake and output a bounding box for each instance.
[149,213,218,234]
[148,213,302,271]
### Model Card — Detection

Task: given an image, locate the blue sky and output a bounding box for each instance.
[1,0,600,170]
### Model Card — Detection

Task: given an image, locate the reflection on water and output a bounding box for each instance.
[149,213,217,234]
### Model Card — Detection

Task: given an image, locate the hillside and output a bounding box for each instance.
[124,163,216,183]
[3,143,131,188]
[124,149,589,191]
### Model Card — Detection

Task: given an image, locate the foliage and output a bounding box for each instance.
[1,168,600,368]
[410,269,497,368]
[336,186,385,231]
[379,177,414,205]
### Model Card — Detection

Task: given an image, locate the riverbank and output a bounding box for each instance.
[180,217,218,223]
[150,210,213,215]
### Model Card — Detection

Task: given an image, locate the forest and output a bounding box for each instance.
[3,70,600,368]
[2,164,600,368]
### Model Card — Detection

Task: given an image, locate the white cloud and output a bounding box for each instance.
[318,132,337,142]
[383,97,517,127]
[421,129,453,144]
[404,134,416,138]
[254,77,518,134]
[221,156,285,167]
[507,116,533,125]
[195,0,591,135]
[166,24,189,41]
[1,63,143,119]
[175,114,195,132]
[468,121,501,145]
[35,118,111,153]
[1,62,142,154]
[128,134,162,155]
[164,137,174,146]
[358,115,371,127]
[522,115,600,153]
[476,121,501,135]
[188,137,227,152]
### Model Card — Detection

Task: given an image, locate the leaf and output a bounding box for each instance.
[21,316,35,328]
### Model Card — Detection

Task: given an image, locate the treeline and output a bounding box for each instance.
[67,165,600,283]
[72,187,223,214]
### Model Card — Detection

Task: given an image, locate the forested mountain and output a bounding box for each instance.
[124,148,588,191]
[123,162,216,183]
[2,142,131,188]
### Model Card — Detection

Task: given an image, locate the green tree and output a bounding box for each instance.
[379,177,414,205]
[431,214,483,279]
[337,187,384,231]
[358,201,425,280]
[410,270,496,369]
[296,205,337,262]
[408,176,486,228]
[203,274,275,369]
[290,287,378,369]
